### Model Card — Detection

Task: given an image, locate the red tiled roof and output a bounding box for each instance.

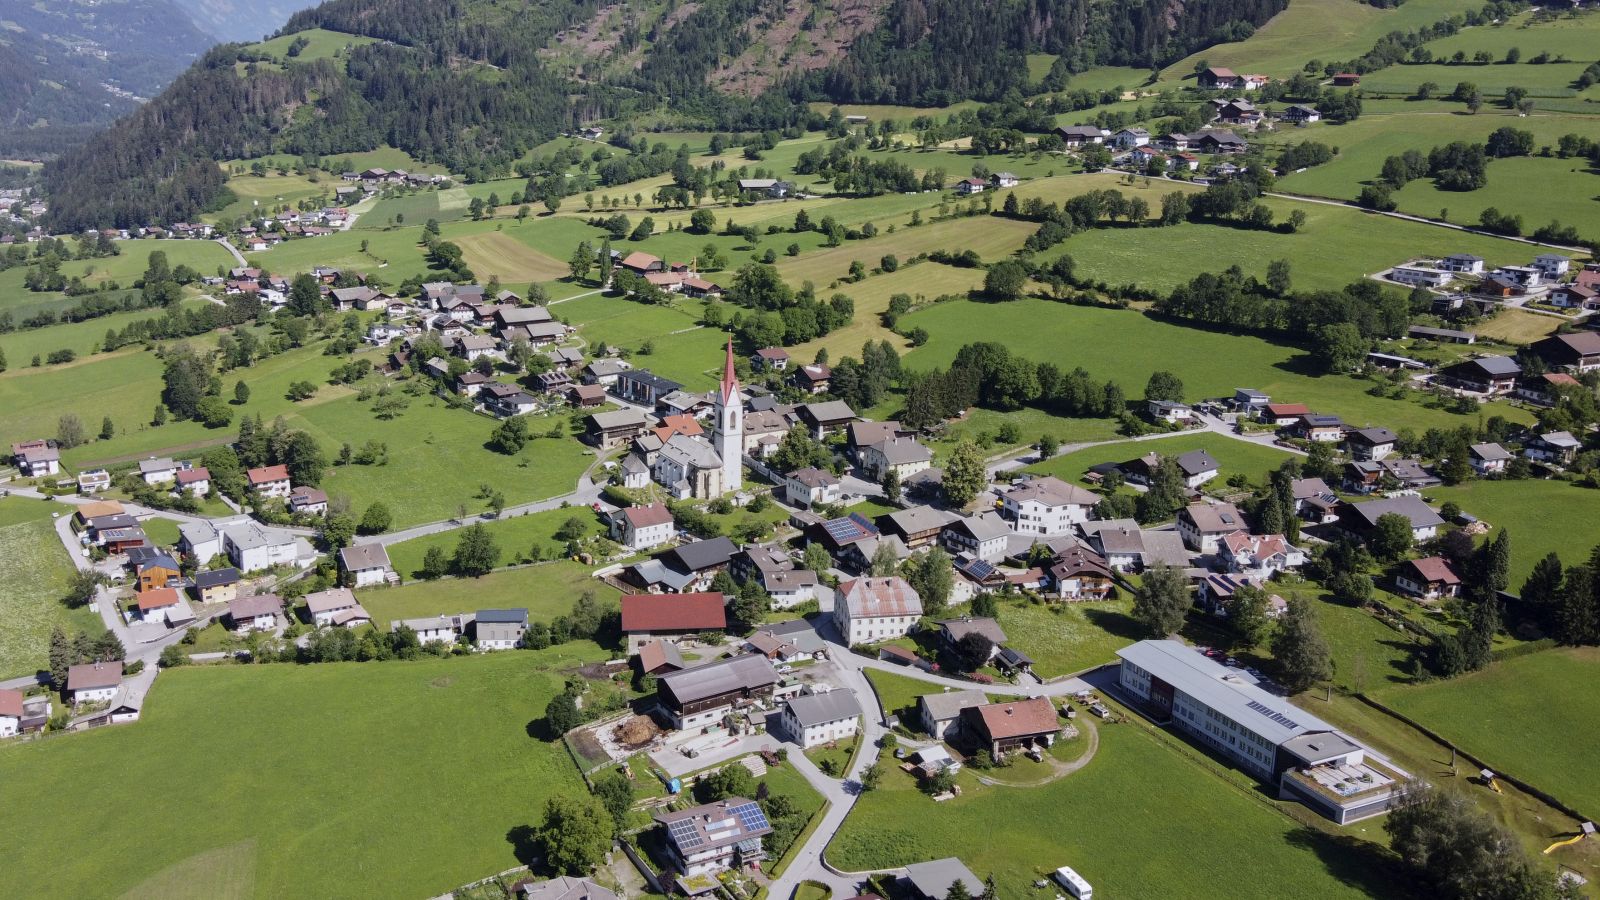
[247,464,290,485]
[136,587,181,611]
[176,467,210,484]
[621,592,727,633]
[1265,403,1310,416]
[0,689,23,718]
[1407,556,1460,585]
[969,697,1059,740]
[623,503,674,528]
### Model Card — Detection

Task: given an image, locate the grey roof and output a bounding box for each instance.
[589,408,651,430]
[138,458,176,474]
[951,512,1012,543]
[193,567,240,587]
[1118,640,1342,746]
[1175,449,1219,476]
[228,594,283,620]
[1139,530,1192,567]
[659,654,778,705]
[339,543,392,571]
[476,607,529,624]
[866,436,932,465]
[514,876,619,900]
[799,400,857,424]
[1005,476,1098,508]
[585,358,632,378]
[394,616,457,633]
[67,661,122,691]
[1350,428,1398,446]
[663,536,738,573]
[305,587,359,614]
[1346,497,1444,530]
[919,688,988,721]
[618,369,682,393]
[1470,442,1514,462]
[785,689,862,727]
[939,616,1007,645]
[905,859,985,900]
[1539,431,1582,449]
[659,433,723,470]
[885,505,957,535]
[226,522,289,551]
[1181,502,1245,533]
[1464,355,1522,376]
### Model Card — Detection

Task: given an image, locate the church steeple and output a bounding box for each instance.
[714,338,742,493]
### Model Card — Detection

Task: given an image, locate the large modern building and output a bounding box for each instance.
[1116,640,1408,824]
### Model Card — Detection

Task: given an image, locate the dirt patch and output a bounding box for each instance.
[709,0,888,96]
[612,714,662,749]
[429,675,456,689]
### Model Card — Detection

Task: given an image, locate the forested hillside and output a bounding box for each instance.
[44,0,1286,230]
[0,0,214,159]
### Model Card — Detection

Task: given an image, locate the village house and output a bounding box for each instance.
[67,661,122,706]
[77,469,112,493]
[1110,127,1151,149]
[1147,399,1195,425]
[192,567,241,605]
[11,440,60,477]
[289,486,329,517]
[1258,402,1311,426]
[1469,442,1514,476]
[904,860,986,900]
[228,594,284,632]
[1395,557,1461,601]
[620,592,727,650]
[1345,428,1398,462]
[1388,265,1452,289]
[858,435,933,481]
[960,697,1059,757]
[610,503,676,552]
[1550,282,1599,309]
[941,512,1013,563]
[1049,544,1119,599]
[391,616,461,647]
[834,576,923,646]
[174,467,211,497]
[1218,532,1305,579]
[139,457,180,485]
[752,347,790,371]
[1177,502,1247,554]
[1279,104,1320,123]
[655,797,773,876]
[246,464,292,498]
[622,537,739,594]
[655,653,779,730]
[134,587,195,627]
[1290,477,1341,523]
[990,172,1020,188]
[1525,431,1582,467]
[881,506,956,551]
[1296,414,1345,443]
[1531,333,1600,374]
[953,177,987,195]
[306,588,371,628]
[1197,573,1284,619]
[999,475,1098,535]
[1056,125,1106,147]
[938,616,1006,663]
[0,689,22,738]
[134,553,181,593]
[784,467,841,508]
[338,543,395,588]
[745,620,825,661]
[586,408,653,449]
[1532,253,1570,280]
[918,689,988,739]
[510,877,617,900]
[1338,497,1444,544]
[781,689,862,748]
[797,401,858,439]
[224,523,306,572]
[473,608,529,650]
[792,363,832,394]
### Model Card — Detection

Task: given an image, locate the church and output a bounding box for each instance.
[649,341,743,500]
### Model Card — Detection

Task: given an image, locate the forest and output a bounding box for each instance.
[44,0,1288,230]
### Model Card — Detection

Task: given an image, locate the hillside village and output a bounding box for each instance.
[5,1,1600,899]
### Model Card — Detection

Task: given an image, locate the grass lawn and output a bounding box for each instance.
[924,407,1124,459]
[1027,433,1297,489]
[803,735,858,777]
[384,506,608,577]
[0,497,100,679]
[454,231,569,285]
[902,299,1533,432]
[0,645,608,899]
[246,226,431,284]
[556,292,725,389]
[1473,308,1563,345]
[991,596,1141,678]
[1374,647,1600,815]
[359,561,615,627]
[863,668,941,727]
[248,27,380,64]
[829,719,1391,899]
[141,517,183,548]
[1429,479,1600,586]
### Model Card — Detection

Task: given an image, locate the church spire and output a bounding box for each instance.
[720,337,738,402]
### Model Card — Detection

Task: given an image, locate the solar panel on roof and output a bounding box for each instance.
[1246,699,1301,730]
[962,559,996,580]
[732,802,770,832]
[668,819,704,849]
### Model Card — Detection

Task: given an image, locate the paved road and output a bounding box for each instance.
[985,407,1301,481]
[1261,190,1591,255]
[214,237,247,267]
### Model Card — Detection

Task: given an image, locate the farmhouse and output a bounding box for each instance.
[959,697,1059,756]
[941,512,1012,563]
[780,689,862,748]
[1290,478,1340,523]
[655,653,779,730]
[622,537,738,593]
[620,592,727,647]
[473,608,529,650]
[1531,333,1600,374]
[881,506,956,551]
[918,689,988,739]
[797,401,858,439]
[246,464,292,498]
[656,797,772,876]
[834,576,923,646]
[857,436,933,481]
[586,408,653,449]
[1338,497,1443,544]
[784,467,841,508]
[1117,640,1408,824]
[338,542,395,587]
[1259,402,1310,426]
[1055,125,1106,146]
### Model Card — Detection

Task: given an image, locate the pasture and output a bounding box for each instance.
[988,596,1140,678]
[0,646,607,899]
[246,227,431,284]
[829,716,1393,900]
[1429,479,1600,586]
[901,300,1529,432]
[1027,432,1297,489]
[249,28,380,64]
[0,497,99,679]
[454,231,570,285]
[556,292,725,389]
[383,507,608,577]
[359,561,613,627]
[1374,647,1600,815]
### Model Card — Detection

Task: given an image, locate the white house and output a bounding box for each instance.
[139,457,179,485]
[780,689,862,748]
[224,523,304,572]
[228,594,284,633]
[857,436,932,481]
[394,616,459,646]
[0,689,21,737]
[784,467,841,508]
[1438,254,1485,275]
[174,467,211,497]
[66,661,122,706]
[1147,399,1194,424]
[833,577,923,646]
[305,587,369,627]
[1532,253,1570,280]
[1388,266,1452,289]
[338,543,395,588]
[940,512,1012,563]
[999,476,1098,536]
[1218,532,1306,579]
[611,503,676,552]
[1177,502,1247,554]
[12,441,60,477]
[1469,442,1513,475]
[246,464,292,498]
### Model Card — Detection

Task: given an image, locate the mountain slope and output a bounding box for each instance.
[43,0,1287,230]
[0,0,214,158]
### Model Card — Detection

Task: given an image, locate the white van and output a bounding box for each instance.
[1054,866,1092,900]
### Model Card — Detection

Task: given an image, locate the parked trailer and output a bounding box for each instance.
[1054,866,1092,900]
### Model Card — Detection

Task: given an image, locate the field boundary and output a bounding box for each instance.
[1351,691,1595,827]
